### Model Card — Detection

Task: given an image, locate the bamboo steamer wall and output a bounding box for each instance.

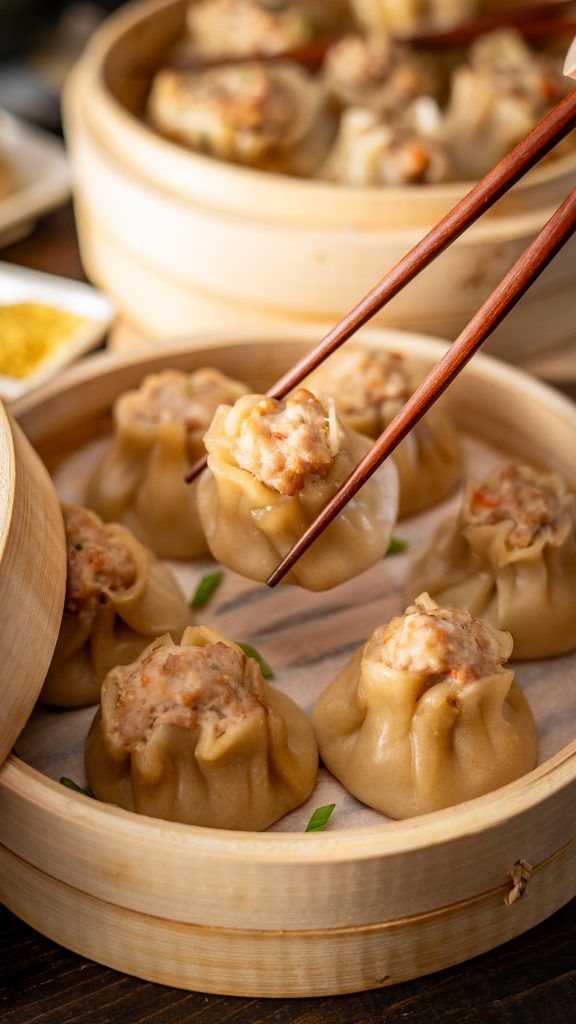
[63,0,576,359]
[1,329,576,996]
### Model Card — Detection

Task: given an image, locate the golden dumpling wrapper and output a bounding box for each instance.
[86,626,318,831]
[86,368,249,559]
[313,594,536,819]
[197,389,399,591]
[42,504,193,708]
[407,464,576,660]
[307,348,462,518]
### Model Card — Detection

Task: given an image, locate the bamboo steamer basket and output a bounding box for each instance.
[1,326,576,997]
[0,402,66,765]
[62,0,576,360]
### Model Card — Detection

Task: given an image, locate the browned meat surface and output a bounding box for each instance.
[115,641,261,750]
[378,594,508,685]
[234,388,338,496]
[63,504,137,615]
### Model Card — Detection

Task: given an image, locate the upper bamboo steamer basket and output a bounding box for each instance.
[62,0,576,360]
[0,403,66,765]
[1,326,576,997]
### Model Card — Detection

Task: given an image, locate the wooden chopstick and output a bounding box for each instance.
[266,184,576,587]
[185,87,576,485]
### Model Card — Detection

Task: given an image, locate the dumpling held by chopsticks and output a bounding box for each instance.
[197,388,399,590]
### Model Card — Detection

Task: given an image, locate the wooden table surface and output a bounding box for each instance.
[1,206,575,1024]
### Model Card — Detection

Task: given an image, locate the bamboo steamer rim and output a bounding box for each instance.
[0,403,66,767]
[73,0,576,228]
[8,327,576,860]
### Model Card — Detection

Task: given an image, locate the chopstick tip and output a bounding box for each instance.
[185,453,209,484]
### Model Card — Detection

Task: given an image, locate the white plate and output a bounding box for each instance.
[0,262,115,400]
[0,110,70,246]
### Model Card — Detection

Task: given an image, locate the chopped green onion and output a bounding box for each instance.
[190,571,224,610]
[386,537,408,556]
[305,804,336,832]
[60,777,93,797]
[237,642,274,680]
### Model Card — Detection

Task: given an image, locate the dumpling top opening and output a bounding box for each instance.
[325,33,427,111]
[468,29,566,108]
[234,388,340,495]
[465,464,568,549]
[376,593,511,684]
[187,0,315,59]
[115,640,263,751]
[310,348,411,415]
[149,60,320,161]
[119,368,248,435]
[63,504,137,616]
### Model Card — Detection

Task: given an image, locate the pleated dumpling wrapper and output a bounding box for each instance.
[350,0,478,38]
[148,60,328,175]
[313,594,536,819]
[42,504,193,708]
[323,33,429,114]
[86,368,249,559]
[197,388,399,591]
[307,347,461,517]
[184,0,350,58]
[407,463,576,660]
[86,626,318,831]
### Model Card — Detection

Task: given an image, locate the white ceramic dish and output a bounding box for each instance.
[0,111,70,247]
[0,262,115,400]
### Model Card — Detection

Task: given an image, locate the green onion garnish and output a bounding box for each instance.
[237,642,274,680]
[60,777,93,797]
[190,571,224,610]
[386,537,408,556]
[305,804,336,832]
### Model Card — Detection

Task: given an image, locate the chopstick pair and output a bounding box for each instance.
[186,86,576,587]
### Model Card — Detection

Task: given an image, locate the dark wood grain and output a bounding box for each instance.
[1,204,85,282]
[267,184,576,585]
[185,88,576,486]
[1,900,575,1024]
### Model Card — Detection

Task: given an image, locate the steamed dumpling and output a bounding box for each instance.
[407,463,576,659]
[350,0,479,38]
[42,504,193,708]
[186,0,316,58]
[197,387,399,590]
[313,593,536,819]
[307,347,462,516]
[321,100,449,186]
[86,625,318,830]
[86,368,249,559]
[148,61,326,172]
[445,30,570,179]
[324,33,429,113]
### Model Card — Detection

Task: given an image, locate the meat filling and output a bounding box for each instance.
[234,389,339,496]
[125,369,247,435]
[465,464,565,549]
[378,593,507,684]
[115,641,261,750]
[311,348,411,415]
[187,0,315,58]
[149,63,300,157]
[325,33,426,111]
[63,504,137,616]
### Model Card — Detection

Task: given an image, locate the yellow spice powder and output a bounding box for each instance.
[0,302,87,379]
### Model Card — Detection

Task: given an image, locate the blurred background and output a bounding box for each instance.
[0,0,126,129]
